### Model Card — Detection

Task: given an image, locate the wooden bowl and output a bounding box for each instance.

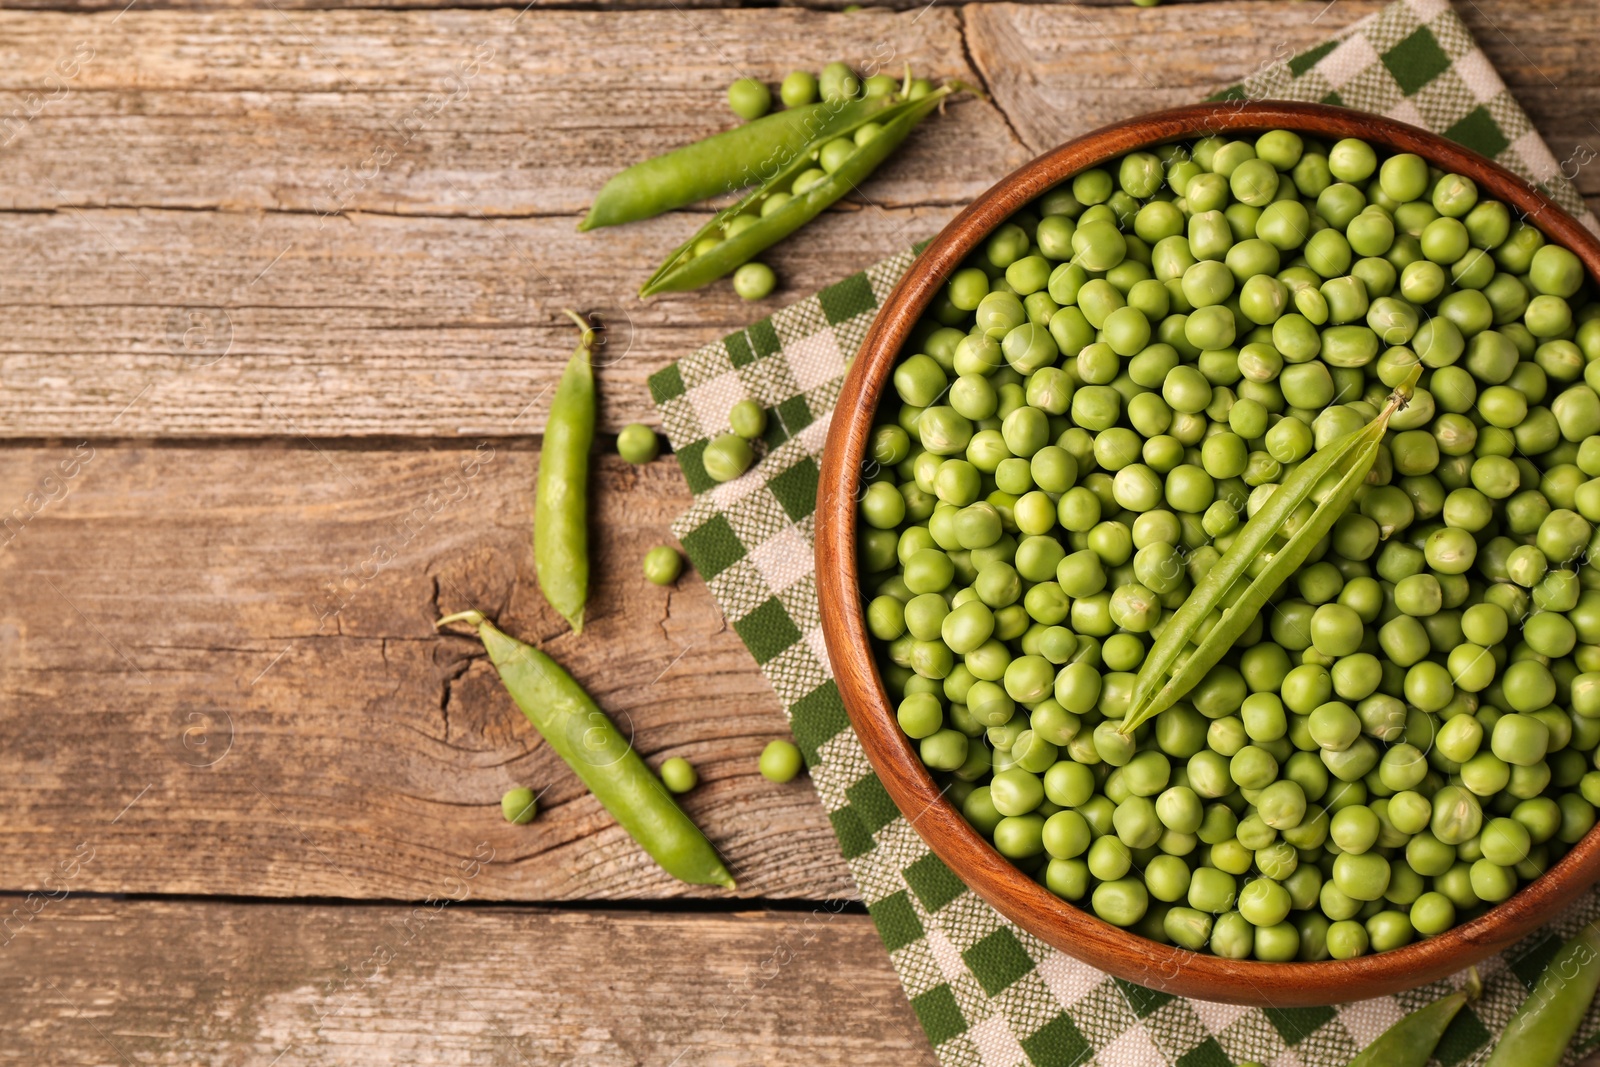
[816,101,1600,1006]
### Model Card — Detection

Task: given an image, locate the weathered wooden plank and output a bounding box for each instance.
[0,0,1174,12]
[1,899,936,1066]
[0,9,1012,217]
[0,444,857,900]
[0,203,960,438]
[0,7,1023,437]
[0,3,1594,439]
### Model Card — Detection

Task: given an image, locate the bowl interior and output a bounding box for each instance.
[816,101,1600,1005]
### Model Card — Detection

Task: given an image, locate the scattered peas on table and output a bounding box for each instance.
[643,545,683,586]
[617,422,661,464]
[759,739,804,783]
[862,127,1600,961]
[501,786,537,825]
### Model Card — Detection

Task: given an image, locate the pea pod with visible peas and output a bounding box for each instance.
[580,95,904,231]
[1122,366,1421,733]
[1485,917,1600,1067]
[1347,967,1479,1067]
[639,81,973,296]
[534,311,596,633]
[438,610,736,889]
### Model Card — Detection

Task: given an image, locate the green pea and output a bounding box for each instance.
[779,70,817,107]
[501,786,537,824]
[759,739,804,782]
[703,433,754,482]
[643,545,684,586]
[617,423,661,464]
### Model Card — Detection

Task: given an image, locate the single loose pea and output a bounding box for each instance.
[660,757,698,794]
[643,545,684,586]
[728,399,768,439]
[703,433,754,482]
[779,70,817,107]
[617,423,660,464]
[501,786,537,824]
[732,262,777,301]
[759,739,804,782]
[727,78,772,121]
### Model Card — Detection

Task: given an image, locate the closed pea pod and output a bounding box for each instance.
[535,311,597,633]
[1348,969,1480,1067]
[1485,917,1600,1067]
[438,611,734,888]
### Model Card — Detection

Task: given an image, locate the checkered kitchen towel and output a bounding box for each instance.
[649,2,1600,1064]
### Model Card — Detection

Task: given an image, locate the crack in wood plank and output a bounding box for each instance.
[957,4,1028,153]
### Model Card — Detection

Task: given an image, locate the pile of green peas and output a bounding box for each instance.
[861,128,1600,962]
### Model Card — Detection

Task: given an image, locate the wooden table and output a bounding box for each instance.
[0,0,1593,1062]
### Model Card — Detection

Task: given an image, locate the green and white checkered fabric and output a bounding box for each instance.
[649,3,1600,1064]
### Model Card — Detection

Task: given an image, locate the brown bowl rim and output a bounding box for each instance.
[816,100,1600,1006]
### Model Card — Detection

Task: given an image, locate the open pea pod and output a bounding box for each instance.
[1120,366,1422,735]
[638,83,970,297]
[580,95,906,231]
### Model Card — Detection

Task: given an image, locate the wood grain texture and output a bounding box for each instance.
[0,444,856,900]
[0,9,1009,217]
[0,3,1595,438]
[0,6,1024,438]
[0,203,964,438]
[0,898,936,1066]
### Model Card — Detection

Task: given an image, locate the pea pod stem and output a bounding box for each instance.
[437,610,736,889]
[1486,919,1600,1067]
[580,95,904,232]
[638,83,972,297]
[534,310,595,634]
[1347,969,1478,1067]
[1121,366,1421,734]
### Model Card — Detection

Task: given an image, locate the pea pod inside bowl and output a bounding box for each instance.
[815,101,1600,1005]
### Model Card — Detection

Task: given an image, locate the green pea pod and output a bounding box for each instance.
[580,96,904,231]
[1121,365,1421,734]
[534,310,595,634]
[1348,971,1477,1067]
[437,610,736,889]
[639,84,970,297]
[1486,919,1600,1067]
